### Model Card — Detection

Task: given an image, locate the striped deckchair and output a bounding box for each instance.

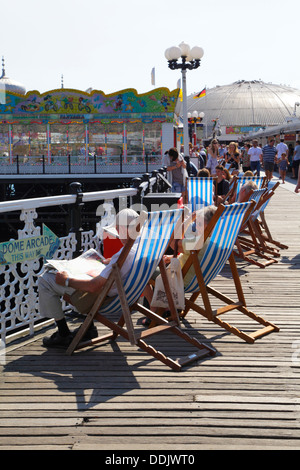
[236,182,287,266]
[257,182,288,251]
[187,177,217,212]
[234,176,267,201]
[234,188,279,268]
[67,209,215,371]
[181,202,279,343]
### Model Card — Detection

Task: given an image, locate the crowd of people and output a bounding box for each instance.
[163,137,300,196]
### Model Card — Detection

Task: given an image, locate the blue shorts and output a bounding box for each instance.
[172,182,185,193]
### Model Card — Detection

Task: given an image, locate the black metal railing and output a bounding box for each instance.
[0,154,162,175]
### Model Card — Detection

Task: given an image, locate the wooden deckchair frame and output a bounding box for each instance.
[220,175,238,205]
[234,188,280,267]
[255,182,288,251]
[258,210,288,250]
[66,210,215,371]
[180,203,280,343]
[235,182,287,267]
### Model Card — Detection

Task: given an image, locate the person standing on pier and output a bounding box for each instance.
[166,147,187,194]
[248,139,262,177]
[262,137,277,182]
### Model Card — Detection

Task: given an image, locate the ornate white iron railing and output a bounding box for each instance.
[0,186,138,348]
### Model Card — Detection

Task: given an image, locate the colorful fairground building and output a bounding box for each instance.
[0,58,180,166]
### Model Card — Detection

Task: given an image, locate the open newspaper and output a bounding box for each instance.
[45,248,106,280]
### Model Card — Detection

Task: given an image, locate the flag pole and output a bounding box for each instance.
[204,84,207,140]
[151,67,155,87]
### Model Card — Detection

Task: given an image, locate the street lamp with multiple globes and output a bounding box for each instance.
[187,110,205,145]
[165,41,204,157]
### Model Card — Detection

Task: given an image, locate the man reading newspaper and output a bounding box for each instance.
[38,208,139,348]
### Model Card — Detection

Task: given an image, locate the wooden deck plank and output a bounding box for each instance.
[0,183,300,450]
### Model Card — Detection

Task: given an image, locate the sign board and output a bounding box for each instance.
[0,224,60,265]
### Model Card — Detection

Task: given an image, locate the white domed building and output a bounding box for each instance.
[0,57,26,96]
[186,80,300,143]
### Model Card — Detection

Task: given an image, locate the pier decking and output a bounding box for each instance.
[1,179,300,450]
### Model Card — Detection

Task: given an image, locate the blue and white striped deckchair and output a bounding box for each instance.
[239,188,267,228]
[187,177,216,213]
[234,176,267,201]
[67,209,215,370]
[266,180,277,189]
[181,202,279,343]
[234,188,280,267]
[236,181,287,267]
[249,182,288,253]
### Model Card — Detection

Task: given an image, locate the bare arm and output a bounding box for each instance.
[55,271,107,293]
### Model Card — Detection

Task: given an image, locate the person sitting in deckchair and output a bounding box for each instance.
[38,208,139,348]
[143,205,217,313]
[166,205,218,289]
[228,180,258,204]
[237,181,258,202]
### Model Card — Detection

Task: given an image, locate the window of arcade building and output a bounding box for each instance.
[0,121,163,158]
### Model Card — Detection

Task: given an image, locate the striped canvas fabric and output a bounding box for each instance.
[184,202,253,293]
[250,188,266,205]
[266,181,277,189]
[239,188,266,226]
[99,209,183,315]
[235,176,265,201]
[251,189,273,222]
[187,177,215,213]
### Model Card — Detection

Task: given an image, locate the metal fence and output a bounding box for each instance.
[0,185,140,347]
[0,154,162,175]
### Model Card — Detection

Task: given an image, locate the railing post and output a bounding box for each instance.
[94,153,97,174]
[142,173,151,195]
[151,170,158,192]
[131,177,142,206]
[69,182,83,258]
[120,153,123,173]
[16,155,19,174]
[145,153,149,173]
[42,155,45,174]
[68,154,71,173]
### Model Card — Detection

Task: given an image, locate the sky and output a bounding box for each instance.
[1,0,300,96]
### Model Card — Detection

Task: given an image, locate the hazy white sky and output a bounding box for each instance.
[1,0,299,95]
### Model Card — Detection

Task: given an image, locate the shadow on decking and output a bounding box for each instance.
[3,324,218,411]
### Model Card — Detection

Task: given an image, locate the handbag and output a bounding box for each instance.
[151,257,185,310]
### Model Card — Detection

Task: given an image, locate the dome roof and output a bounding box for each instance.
[0,58,26,95]
[187,80,300,127]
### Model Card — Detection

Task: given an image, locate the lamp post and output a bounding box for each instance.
[188,110,205,145]
[165,42,204,157]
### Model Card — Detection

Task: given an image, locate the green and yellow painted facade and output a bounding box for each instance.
[0,87,180,159]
